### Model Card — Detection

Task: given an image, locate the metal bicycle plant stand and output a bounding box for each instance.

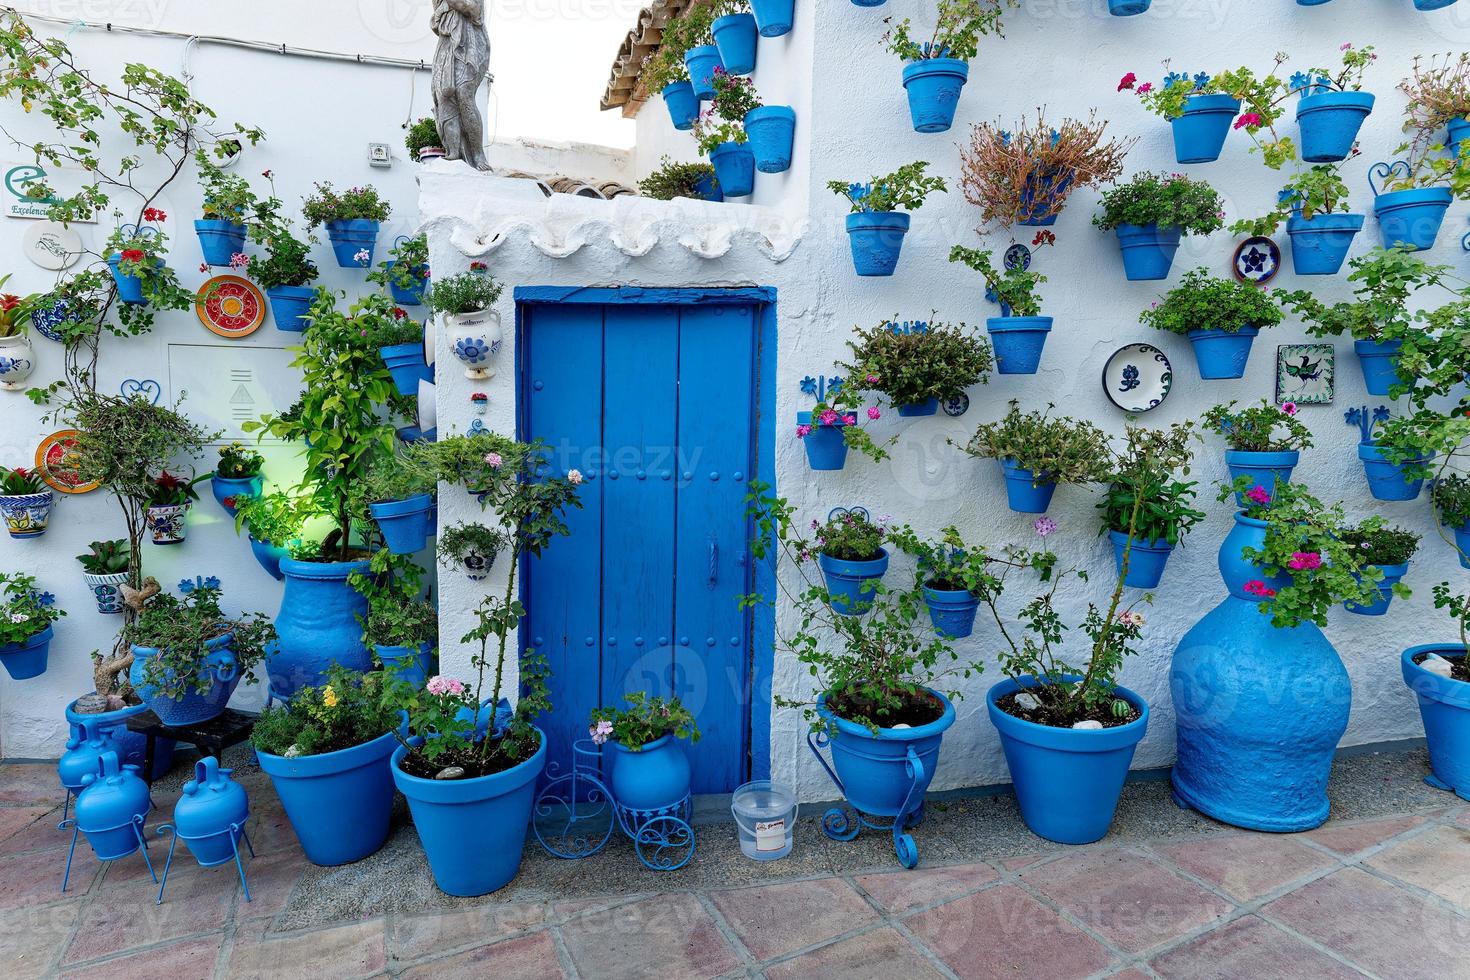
[806,729,928,869]
[532,740,696,871]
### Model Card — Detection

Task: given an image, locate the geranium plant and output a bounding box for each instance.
[958,400,1113,486]
[1387,53,1470,195]
[251,665,399,758]
[589,692,700,749]
[795,374,888,464]
[0,573,63,647]
[882,0,1013,62]
[948,245,1047,316]
[245,177,320,291]
[1092,171,1226,234]
[121,576,275,701]
[301,182,392,227]
[1095,423,1204,547]
[840,318,992,410]
[828,161,947,213]
[1138,268,1284,335]
[102,209,193,312]
[1340,521,1420,567]
[405,117,442,158]
[1202,399,1314,453]
[692,68,759,155]
[1434,473,1470,530]
[1233,165,1354,238]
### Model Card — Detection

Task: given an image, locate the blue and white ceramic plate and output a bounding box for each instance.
[1233,236,1281,285]
[1103,343,1172,413]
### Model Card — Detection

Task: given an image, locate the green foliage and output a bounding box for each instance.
[438,521,504,567]
[123,579,275,701]
[1202,399,1314,453]
[1095,422,1203,544]
[638,157,719,201]
[0,467,43,495]
[405,116,441,156]
[815,509,887,562]
[1232,165,1351,237]
[948,246,1045,316]
[354,449,436,508]
[0,276,41,339]
[351,551,438,648]
[233,491,309,547]
[426,271,503,316]
[796,383,891,464]
[102,217,195,315]
[250,665,398,757]
[301,182,391,226]
[641,38,690,91]
[1434,473,1470,529]
[0,573,63,646]
[589,692,701,749]
[369,235,429,298]
[1391,53,1470,194]
[245,181,319,291]
[958,400,1113,485]
[882,0,1014,62]
[828,161,947,213]
[215,442,264,479]
[1139,267,1284,335]
[1340,521,1420,566]
[76,540,130,575]
[1278,246,1451,343]
[195,151,258,221]
[840,318,991,408]
[1091,171,1225,234]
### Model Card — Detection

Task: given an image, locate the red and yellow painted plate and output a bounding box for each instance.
[196,275,265,339]
[35,429,98,494]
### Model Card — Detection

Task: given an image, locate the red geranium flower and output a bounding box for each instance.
[1117,72,1137,91]
[120,248,145,263]
[392,307,407,320]
[142,207,166,223]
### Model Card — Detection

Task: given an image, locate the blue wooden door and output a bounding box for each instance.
[521,299,759,794]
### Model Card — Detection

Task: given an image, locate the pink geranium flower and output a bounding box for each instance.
[1136,82,1153,94]
[796,424,812,438]
[1246,485,1271,506]
[1234,112,1262,130]
[1282,401,1298,416]
[1117,71,1137,91]
[426,675,466,696]
[1288,551,1321,570]
[867,406,881,420]
[1243,580,1277,598]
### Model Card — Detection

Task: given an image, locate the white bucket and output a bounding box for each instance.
[731,779,797,861]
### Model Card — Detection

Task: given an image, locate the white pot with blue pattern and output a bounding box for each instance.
[446,310,501,380]
[0,490,52,538]
[0,333,35,391]
[82,572,130,614]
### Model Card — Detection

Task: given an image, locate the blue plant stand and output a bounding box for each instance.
[532,740,695,871]
[153,820,255,904]
[806,728,927,869]
[59,809,156,892]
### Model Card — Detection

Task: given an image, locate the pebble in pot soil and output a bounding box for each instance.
[829,688,943,728]
[995,691,1141,729]
[397,744,524,780]
[1416,651,1469,683]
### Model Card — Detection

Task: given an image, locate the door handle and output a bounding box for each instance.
[708,537,718,589]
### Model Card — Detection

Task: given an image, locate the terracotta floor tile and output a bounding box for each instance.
[60,936,221,978]
[0,845,96,912]
[0,902,80,979]
[1149,914,1362,979]
[709,877,879,962]
[0,764,65,806]
[1156,834,1334,902]
[559,892,739,980]
[398,930,562,980]
[765,926,942,979]
[225,917,387,980]
[855,861,996,916]
[1001,854,1043,871]
[0,805,58,849]
[1305,814,1426,857]
[392,902,547,962]
[63,864,235,963]
[1365,824,1470,910]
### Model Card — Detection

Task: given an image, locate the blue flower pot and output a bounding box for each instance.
[1186,325,1259,380]
[1355,338,1403,396]
[1110,532,1174,589]
[609,734,692,810]
[1286,212,1362,275]
[1454,524,1470,571]
[194,220,247,267]
[0,625,51,680]
[684,45,723,100]
[270,558,373,700]
[210,474,262,515]
[1413,0,1458,9]
[691,172,723,202]
[1345,561,1408,616]
[1017,171,1073,226]
[1113,223,1182,281]
[106,254,159,306]
[1402,645,1470,801]
[1224,449,1299,506]
[901,58,968,134]
[851,0,886,5]
[258,731,398,865]
[129,634,241,726]
[391,732,546,896]
[379,342,432,398]
[74,751,152,861]
[267,285,317,332]
[1373,188,1452,251]
[1218,512,1292,599]
[1109,0,1152,13]
[661,81,699,130]
[1171,94,1240,164]
[1000,459,1057,514]
[923,587,979,639]
[818,548,889,616]
[1446,116,1470,158]
[896,398,938,417]
[65,696,177,781]
[817,689,953,818]
[386,262,427,306]
[377,642,434,687]
[986,316,1053,375]
[324,219,381,268]
[845,211,909,276]
[987,675,1147,844]
[1296,91,1374,163]
[248,535,289,581]
[1297,0,1333,4]
[751,0,794,36]
[709,141,755,198]
[711,13,758,75]
[370,493,433,555]
[1358,444,1431,501]
[798,412,848,470]
[172,755,250,867]
[745,105,796,174]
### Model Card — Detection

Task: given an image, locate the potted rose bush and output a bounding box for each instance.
[1139,268,1283,379]
[958,400,1111,514]
[829,162,946,276]
[0,573,63,680]
[1202,399,1313,504]
[949,244,1052,374]
[1092,171,1225,280]
[840,317,992,418]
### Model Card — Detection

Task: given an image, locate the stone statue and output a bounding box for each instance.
[431,0,491,170]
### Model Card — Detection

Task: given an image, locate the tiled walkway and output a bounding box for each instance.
[2,758,1468,979]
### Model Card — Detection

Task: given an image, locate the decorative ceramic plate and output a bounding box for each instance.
[195,275,266,338]
[1232,236,1281,285]
[942,393,970,417]
[34,429,99,494]
[1102,343,1172,413]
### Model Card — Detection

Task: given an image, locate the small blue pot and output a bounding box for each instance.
[1171,94,1240,164]
[851,0,886,5]
[1186,325,1259,380]
[1297,0,1333,4]
[249,535,289,581]
[988,675,1148,845]
[691,172,723,202]
[65,696,177,781]
[798,413,848,470]
[1296,91,1375,163]
[816,689,953,817]
[325,219,381,268]
[1403,644,1470,800]
[386,262,427,306]
[259,731,398,866]
[1114,223,1182,281]
[1017,171,1073,226]
[1447,116,1470,158]
[661,81,699,130]
[129,634,241,726]
[1454,524,1470,571]
[845,211,909,276]
[267,284,317,332]
[1000,459,1057,514]
[1355,338,1403,396]
[1373,188,1452,251]
[711,13,758,75]
[369,492,434,554]
[924,587,979,639]
[986,316,1053,375]
[901,58,968,134]
[745,105,796,174]
[609,734,692,810]
[106,254,159,305]
[1358,444,1431,501]
[1109,0,1152,13]
[377,642,433,688]
[380,342,432,398]
[709,141,755,198]
[1225,449,1299,506]
[750,0,794,35]
[173,755,250,867]
[210,473,262,515]
[818,548,889,616]
[896,398,938,417]
[194,220,248,267]
[1110,531,1174,589]
[1346,561,1408,616]
[684,45,723,100]
[391,732,546,896]
[1286,212,1362,275]
[0,625,52,680]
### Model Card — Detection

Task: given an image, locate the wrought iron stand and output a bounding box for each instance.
[153,821,256,905]
[59,810,156,892]
[806,729,927,869]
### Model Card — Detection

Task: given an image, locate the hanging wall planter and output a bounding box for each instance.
[266,285,316,332]
[1108,0,1151,13]
[447,310,502,380]
[797,413,848,470]
[106,255,161,306]
[986,317,1053,375]
[377,643,433,687]
[1357,444,1431,501]
[1000,459,1057,514]
[324,219,381,268]
[210,475,262,516]
[661,81,699,131]
[711,13,758,75]
[0,333,36,391]
[1447,116,1470,158]
[1224,449,1298,505]
[83,572,129,614]
[1355,339,1403,396]
[1370,162,1452,251]
[1296,91,1374,163]
[386,263,428,307]
[1413,0,1459,9]
[379,342,433,398]
[745,106,796,174]
[269,558,372,700]
[1114,224,1182,281]
[1345,562,1408,616]
[901,58,969,134]
[895,398,938,418]
[0,625,52,680]
[129,633,240,726]
[708,141,755,198]
[684,45,723,100]
[923,587,979,639]
[1187,326,1258,380]
[1401,645,1469,800]
[145,503,190,545]
[257,730,398,866]
[369,493,434,555]
[1286,212,1363,275]
[1110,533,1173,589]
[845,212,909,276]
[750,0,794,36]
[1171,94,1240,164]
[0,490,52,539]
[194,220,247,267]
[818,549,889,616]
[248,536,290,581]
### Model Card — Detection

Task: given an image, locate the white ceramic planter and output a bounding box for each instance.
[0,491,52,538]
[145,503,190,545]
[0,334,36,390]
[462,548,492,581]
[446,310,502,380]
[82,571,130,614]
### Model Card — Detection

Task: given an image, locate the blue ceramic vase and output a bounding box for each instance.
[129,633,241,726]
[608,734,692,810]
[173,755,249,866]
[269,558,372,700]
[74,751,152,860]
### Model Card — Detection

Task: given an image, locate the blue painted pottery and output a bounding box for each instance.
[324,219,380,268]
[1017,170,1073,226]
[608,733,692,810]
[248,536,289,581]
[1170,94,1239,164]
[269,558,372,700]
[82,572,129,614]
[0,490,52,538]
[194,219,247,267]
[129,633,241,726]
[173,755,249,866]
[1358,444,1431,501]
[797,413,848,470]
[75,751,152,860]
[379,342,433,398]
[711,13,758,75]
[818,548,889,616]
[923,587,979,639]
[1373,187,1452,250]
[1355,339,1403,396]
[896,398,938,417]
[901,58,968,134]
[386,262,427,306]
[1402,645,1470,801]
[258,730,397,865]
[817,689,953,818]
[266,285,316,332]
[106,254,160,305]
[1224,449,1299,506]
[1413,0,1458,9]
[691,171,722,202]
[391,731,546,896]
[1110,532,1173,589]
[750,0,794,35]
[1286,212,1362,275]
[661,81,699,130]
[65,696,177,780]
[1000,459,1057,514]
[684,44,723,100]
[57,720,120,794]
[210,474,262,515]
[1345,561,1408,616]
[986,317,1052,375]
[1113,223,1182,281]
[745,105,796,174]
[376,642,434,687]
[1447,116,1470,158]
[369,493,434,554]
[1455,524,1470,571]
[987,675,1147,844]
[845,211,910,276]
[1108,0,1151,14]
[1186,325,1259,380]
[0,625,52,680]
[1296,91,1374,163]
[709,141,755,198]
